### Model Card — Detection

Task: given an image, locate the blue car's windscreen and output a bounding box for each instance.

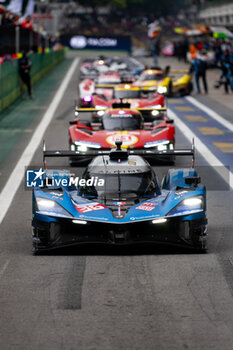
[81,171,158,198]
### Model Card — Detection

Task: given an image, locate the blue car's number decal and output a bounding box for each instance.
[135,203,158,211]
[73,202,107,213]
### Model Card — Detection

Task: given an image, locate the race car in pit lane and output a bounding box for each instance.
[69,107,175,163]
[80,56,128,78]
[134,67,193,96]
[79,71,126,106]
[89,84,165,121]
[31,141,207,253]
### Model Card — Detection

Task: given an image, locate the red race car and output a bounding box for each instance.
[69,107,175,164]
[89,84,165,122]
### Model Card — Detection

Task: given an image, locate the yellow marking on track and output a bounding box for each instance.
[175,106,195,111]
[213,142,233,153]
[185,115,208,122]
[198,127,224,135]
[168,99,184,104]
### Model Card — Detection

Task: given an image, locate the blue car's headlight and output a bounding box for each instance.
[35,197,72,218]
[167,195,204,217]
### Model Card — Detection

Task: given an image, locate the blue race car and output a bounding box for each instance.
[31,141,207,253]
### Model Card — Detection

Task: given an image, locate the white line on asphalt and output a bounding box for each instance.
[0,57,80,225]
[168,108,233,190]
[186,96,233,132]
[0,259,10,279]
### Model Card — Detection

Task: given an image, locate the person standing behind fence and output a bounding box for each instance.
[18,51,33,99]
[190,54,208,95]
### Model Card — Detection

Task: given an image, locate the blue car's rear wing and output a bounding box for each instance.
[43,139,195,167]
[43,149,194,158]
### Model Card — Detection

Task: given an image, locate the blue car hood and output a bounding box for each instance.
[34,186,205,224]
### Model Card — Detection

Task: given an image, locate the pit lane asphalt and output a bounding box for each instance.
[0,52,233,350]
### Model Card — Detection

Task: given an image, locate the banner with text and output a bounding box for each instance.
[59,35,131,53]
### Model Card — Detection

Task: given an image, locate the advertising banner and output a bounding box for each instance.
[59,35,131,52]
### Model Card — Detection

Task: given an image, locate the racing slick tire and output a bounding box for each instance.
[167,81,173,97]
[78,119,92,127]
[185,82,193,96]
[187,82,193,95]
[179,219,208,252]
[32,222,61,254]
[178,82,193,97]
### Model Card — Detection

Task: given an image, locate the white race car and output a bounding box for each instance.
[80,57,127,78]
[79,71,130,106]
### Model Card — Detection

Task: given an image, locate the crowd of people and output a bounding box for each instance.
[215,48,233,94]
[60,13,149,37]
[189,39,233,94]
[0,6,33,30]
[0,5,60,64]
[169,37,233,94]
[1,3,233,95]
[0,5,36,60]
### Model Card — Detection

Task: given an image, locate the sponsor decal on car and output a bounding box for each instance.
[111,114,133,118]
[106,133,138,147]
[130,214,160,221]
[129,101,139,108]
[174,194,185,200]
[135,202,158,211]
[73,202,107,213]
[113,201,126,217]
[121,99,139,108]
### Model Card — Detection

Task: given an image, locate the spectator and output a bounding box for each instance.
[213,41,222,67]
[219,50,233,94]
[190,54,208,95]
[0,6,4,26]
[1,10,14,26]
[152,42,158,65]
[18,51,33,99]
[21,16,33,30]
[182,39,189,62]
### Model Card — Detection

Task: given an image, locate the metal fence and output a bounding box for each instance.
[0,26,39,56]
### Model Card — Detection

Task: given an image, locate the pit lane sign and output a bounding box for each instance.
[70,36,117,49]
[60,35,131,52]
